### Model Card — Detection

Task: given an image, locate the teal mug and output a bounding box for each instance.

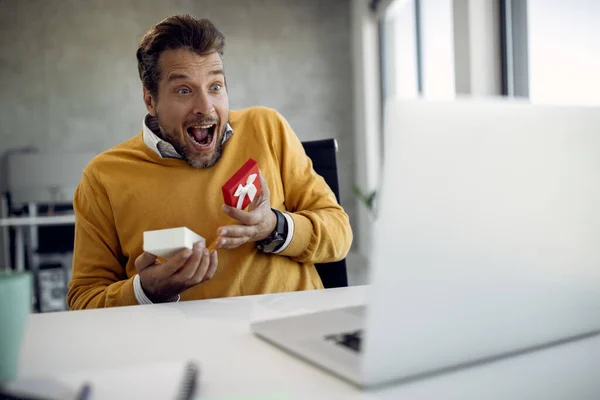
[0,271,32,384]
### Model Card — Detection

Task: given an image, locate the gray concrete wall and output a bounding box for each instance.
[0,0,356,263]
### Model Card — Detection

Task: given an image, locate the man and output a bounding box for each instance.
[67,15,353,309]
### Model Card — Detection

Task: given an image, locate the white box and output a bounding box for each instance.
[143,227,205,258]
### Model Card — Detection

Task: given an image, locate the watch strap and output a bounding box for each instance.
[256,209,287,253]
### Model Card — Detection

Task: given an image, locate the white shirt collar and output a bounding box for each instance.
[142,114,234,158]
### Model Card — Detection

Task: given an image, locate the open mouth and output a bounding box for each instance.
[186,123,217,149]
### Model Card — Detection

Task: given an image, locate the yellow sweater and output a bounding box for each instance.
[67,107,353,309]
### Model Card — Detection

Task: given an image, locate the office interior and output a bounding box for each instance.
[1,0,598,312]
[1,0,599,397]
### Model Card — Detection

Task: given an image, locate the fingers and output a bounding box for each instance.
[134,252,158,273]
[174,242,218,285]
[217,224,257,239]
[161,248,194,275]
[176,242,205,280]
[202,250,218,281]
[136,242,216,301]
[216,236,251,249]
[214,224,255,249]
[222,204,261,225]
[248,170,270,211]
[258,169,270,197]
[188,248,211,285]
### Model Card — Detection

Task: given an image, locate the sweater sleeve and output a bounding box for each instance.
[67,169,138,309]
[271,111,353,263]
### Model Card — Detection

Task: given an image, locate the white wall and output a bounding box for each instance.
[527,0,600,105]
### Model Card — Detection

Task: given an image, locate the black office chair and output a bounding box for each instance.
[301,139,348,289]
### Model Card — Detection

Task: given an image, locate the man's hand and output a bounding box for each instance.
[134,241,218,303]
[215,171,277,249]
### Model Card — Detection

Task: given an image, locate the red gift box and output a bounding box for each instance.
[222,158,261,210]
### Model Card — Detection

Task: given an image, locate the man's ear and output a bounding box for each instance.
[143,87,157,117]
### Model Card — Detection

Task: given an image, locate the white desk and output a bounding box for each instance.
[7,286,600,399]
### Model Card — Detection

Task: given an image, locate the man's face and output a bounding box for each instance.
[143,49,229,168]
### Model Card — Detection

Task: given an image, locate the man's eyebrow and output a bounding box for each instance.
[166,73,190,83]
[209,69,225,77]
[166,70,224,83]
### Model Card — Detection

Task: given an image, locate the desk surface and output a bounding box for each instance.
[9,286,600,399]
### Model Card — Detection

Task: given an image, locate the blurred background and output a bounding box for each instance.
[0,0,599,312]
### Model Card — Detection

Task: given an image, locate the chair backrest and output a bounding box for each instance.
[301,139,348,288]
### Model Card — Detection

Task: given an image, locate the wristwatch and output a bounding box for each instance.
[256,209,288,253]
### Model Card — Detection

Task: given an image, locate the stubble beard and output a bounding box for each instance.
[155,111,227,169]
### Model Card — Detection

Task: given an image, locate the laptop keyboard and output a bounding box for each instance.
[324,329,363,352]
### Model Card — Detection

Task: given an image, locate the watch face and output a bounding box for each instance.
[262,235,285,253]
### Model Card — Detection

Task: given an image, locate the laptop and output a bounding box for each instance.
[251,98,600,388]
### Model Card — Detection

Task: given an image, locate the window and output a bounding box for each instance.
[381,0,420,99]
[504,0,600,105]
[380,0,455,101]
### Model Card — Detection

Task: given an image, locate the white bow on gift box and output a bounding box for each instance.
[233,173,258,209]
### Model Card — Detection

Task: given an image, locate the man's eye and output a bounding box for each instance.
[177,88,191,95]
[210,84,222,92]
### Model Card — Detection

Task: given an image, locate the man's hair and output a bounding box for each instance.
[136,15,225,98]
